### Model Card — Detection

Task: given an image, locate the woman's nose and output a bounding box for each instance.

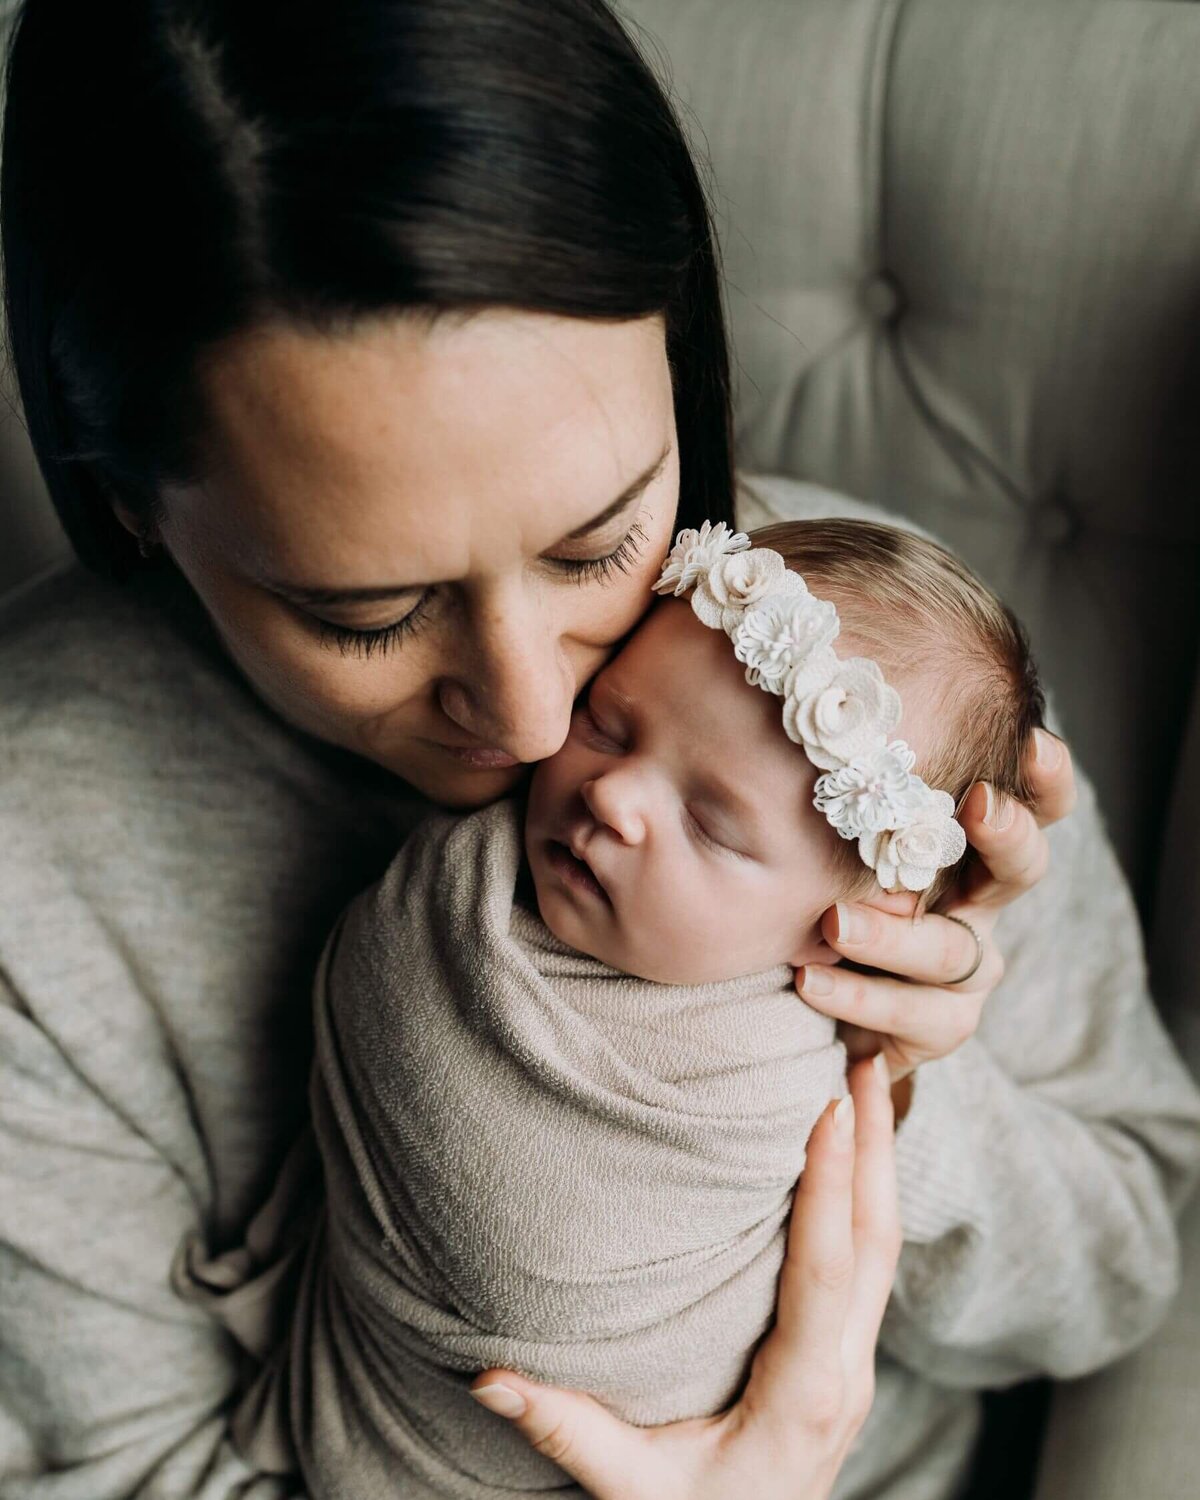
[438,588,577,764]
[581,770,646,846]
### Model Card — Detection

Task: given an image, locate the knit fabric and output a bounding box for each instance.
[1,477,1198,1500]
[175,799,845,1497]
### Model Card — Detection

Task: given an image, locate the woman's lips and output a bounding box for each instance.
[545,838,610,903]
[435,743,521,770]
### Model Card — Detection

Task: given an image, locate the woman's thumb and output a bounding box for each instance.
[470,1369,653,1498]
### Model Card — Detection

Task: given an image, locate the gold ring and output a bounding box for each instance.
[943,914,984,986]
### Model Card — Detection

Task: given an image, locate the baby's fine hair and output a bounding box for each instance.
[749,518,1046,912]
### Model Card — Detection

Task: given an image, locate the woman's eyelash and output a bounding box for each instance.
[555,520,647,584]
[312,518,648,657]
[315,593,433,657]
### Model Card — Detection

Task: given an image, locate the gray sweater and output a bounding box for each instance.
[2,478,1198,1500]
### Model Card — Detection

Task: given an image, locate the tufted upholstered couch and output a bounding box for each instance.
[1,0,1197,1496]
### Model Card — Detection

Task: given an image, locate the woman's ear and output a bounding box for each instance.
[90,468,137,532]
[111,507,140,539]
[98,480,160,556]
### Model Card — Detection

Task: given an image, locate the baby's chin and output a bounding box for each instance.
[528,858,666,984]
[530,866,616,966]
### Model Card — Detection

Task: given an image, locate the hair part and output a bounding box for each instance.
[748,518,1046,913]
[2,0,735,578]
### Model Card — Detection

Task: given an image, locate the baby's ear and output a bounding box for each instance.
[861,889,919,918]
[789,932,844,969]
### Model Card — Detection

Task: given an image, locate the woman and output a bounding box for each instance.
[0,3,1194,1499]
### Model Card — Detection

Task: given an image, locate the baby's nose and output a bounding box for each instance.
[581,773,646,846]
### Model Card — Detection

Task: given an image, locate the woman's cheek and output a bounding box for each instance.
[568,499,679,651]
[225,604,427,726]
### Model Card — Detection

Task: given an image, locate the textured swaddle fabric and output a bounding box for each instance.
[233,798,847,1498]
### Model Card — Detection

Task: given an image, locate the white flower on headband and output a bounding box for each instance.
[650,523,968,894]
[812,741,918,839]
[653,520,750,598]
[858,783,967,892]
[732,590,840,692]
[783,657,902,772]
[692,548,806,634]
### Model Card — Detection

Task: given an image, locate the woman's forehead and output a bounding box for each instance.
[177,308,674,581]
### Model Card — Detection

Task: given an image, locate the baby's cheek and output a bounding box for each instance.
[654,869,727,965]
[528,748,579,824]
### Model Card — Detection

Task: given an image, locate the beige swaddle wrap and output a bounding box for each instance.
[179,799,846,1498]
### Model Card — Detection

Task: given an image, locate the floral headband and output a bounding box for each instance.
[653,522,966,893]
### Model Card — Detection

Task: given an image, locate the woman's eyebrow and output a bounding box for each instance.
[561,440,673,541]
[265,440,672,606]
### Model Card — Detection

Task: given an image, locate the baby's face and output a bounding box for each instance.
[525,600,854,984]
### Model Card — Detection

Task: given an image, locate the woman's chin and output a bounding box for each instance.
[403,756,529,810]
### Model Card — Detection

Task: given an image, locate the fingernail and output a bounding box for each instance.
[802,967,835,997]
[835,902,869,944]
[470,1383,528,1418]
[1034,728,1062,771]
[873,1051,891,1088]
[982,784,1013,831]
[834,1095,855,1136]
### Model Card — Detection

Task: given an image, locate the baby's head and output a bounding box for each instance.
[525,518,1044,984]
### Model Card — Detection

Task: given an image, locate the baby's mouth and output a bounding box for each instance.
[545,838,611,905]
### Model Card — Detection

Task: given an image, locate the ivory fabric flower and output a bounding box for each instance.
[691,547,806,633]
[653,521,750,597]
[732,590,840,692]
[858,782,967,892]
[783,657,902,771]
[812,741,917,839]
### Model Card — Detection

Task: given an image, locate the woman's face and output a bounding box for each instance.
[144,308,680,806]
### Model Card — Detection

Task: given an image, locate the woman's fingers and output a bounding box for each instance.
[1025,728,1077,828]
[748,1057,897,1430]
[797,965,987,1077]
[841,1056,901,1357]
[956,782,1051,911]
[759,1092,858,1402]
[816,901,997,988]
[469,1370,667,1499]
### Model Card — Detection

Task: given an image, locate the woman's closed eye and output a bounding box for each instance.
[547,519,647,586]
[313,593,434,657]
[308,518,649,658]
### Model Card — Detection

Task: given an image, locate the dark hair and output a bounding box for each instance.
[1,0,735,579]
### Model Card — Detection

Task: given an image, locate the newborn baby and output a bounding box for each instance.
[178,516,1044,1500]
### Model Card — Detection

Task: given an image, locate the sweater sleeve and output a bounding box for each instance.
[0,972,302,1500]
[879,762,1200,1388]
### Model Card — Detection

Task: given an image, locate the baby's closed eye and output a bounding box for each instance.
[683,805,751,861]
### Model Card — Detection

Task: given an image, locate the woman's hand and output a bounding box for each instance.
[798,728,1078,1085]
[469,1055,899,1500]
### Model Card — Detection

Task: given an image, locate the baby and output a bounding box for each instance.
[177,516,1044,1500]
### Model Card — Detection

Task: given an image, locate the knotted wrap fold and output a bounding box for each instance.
[176,799,846,1498]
